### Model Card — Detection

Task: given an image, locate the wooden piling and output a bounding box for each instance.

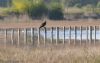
[4,29,7,47]
[11,29,14,45]
[86,27,88,44]
[89,26,92,45]
[63,26,65,44]
[18,28,20,46]
[44,27,46,46]
[56,27,59,45]
[38,28,40,46]
[32,28,34,45]
[74,26,77,45]
[94,26,96,45]
[1,25,99,46]
[69,26,71,45]
[51,27,53,44]
[80,26,82,45]
[24,28,27,45]
[31,28,34,45]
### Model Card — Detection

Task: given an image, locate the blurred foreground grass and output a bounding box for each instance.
[0,46,100,63]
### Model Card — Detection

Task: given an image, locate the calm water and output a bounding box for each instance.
[0,29,100,40]
[35,29,100,40]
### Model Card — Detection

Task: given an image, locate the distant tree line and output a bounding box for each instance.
[51,0,100,7]
[1,0,100,20]
[9,0,64,20]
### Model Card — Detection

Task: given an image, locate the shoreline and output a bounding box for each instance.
[0,20,100,28]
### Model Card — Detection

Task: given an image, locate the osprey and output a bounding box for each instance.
[39,21,46,28]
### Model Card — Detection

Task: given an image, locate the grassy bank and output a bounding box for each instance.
[0,46,100,63]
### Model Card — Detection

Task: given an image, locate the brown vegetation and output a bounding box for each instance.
[0,46,100,63]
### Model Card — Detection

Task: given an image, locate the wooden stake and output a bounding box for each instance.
[63,27,65,44]
[18,28,20,46]
[11,29,14,45]
[89,26,92,45]
[94,26,96,45]
[24,28,27,45]
[51,27,53,44]
[38,28,40,46]
[69,26,71,45]
[44,27,46,46]
[86,27,88,45]
[80,26,82,45]
[31,28,34,45]
[4,29,7,47]
[74,26,77,45]
[56,27,59,45]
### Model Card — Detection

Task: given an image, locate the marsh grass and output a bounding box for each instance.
[0,45,100,63]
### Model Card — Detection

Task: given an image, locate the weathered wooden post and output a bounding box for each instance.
[80,26,82,45]
[4,29,7,47]
[24,28,27,45]
[38,28,40,46]
[44,27,46,46]
[31,28,34,45]
[74,26,77,45]
[11,29,14,45]
[63,26,65,44]
[51,27,53,44]
[56,27,59,45]
[18,28,20,46]
[89,26,92,45]
[69,26,71,45]
[86,26,88,44]
[94,26,96,45]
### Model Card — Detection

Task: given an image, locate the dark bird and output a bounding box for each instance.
[39,21,46,28]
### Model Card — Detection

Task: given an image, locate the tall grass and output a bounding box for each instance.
[0,46,100,63]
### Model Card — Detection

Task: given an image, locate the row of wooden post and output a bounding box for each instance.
[3,26,97,46]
